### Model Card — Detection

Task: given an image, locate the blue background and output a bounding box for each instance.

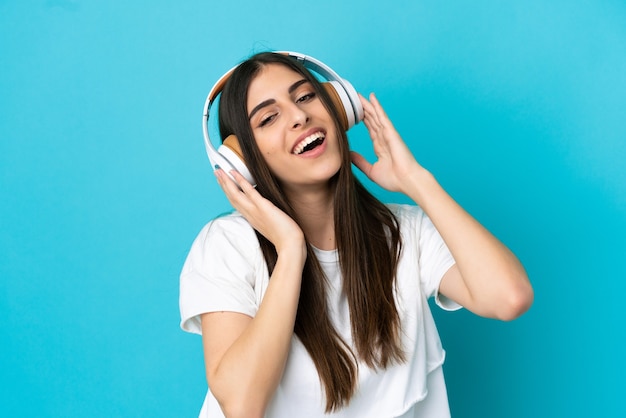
[2,0,625,416]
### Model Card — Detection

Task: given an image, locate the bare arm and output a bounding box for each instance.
[403,169,532,320]
[202,169,306,418]
[352,93,533,320]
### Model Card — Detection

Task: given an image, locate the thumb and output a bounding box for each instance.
[350,151,373,178]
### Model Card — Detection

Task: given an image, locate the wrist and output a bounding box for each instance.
[404,166,440,206]
[275,236,307,266]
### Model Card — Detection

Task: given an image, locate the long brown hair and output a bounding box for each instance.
[218,52,404,412]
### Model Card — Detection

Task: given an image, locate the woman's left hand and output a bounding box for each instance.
[351,93,424,194]
[354,95,533,321]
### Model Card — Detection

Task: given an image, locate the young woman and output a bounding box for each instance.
[179,52,533,418]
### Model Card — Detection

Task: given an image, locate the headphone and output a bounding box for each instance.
[202,51,364,187]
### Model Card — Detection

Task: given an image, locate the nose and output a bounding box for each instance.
[289,104,309,129]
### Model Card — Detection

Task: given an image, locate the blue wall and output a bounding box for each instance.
[1,1,624,416]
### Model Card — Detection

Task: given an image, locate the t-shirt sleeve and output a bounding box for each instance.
[415,207,462,311]
[179,215,262,335]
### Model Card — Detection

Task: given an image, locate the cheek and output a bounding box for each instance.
[254,137,277,158]
[254,129,283,153]
[260,145,280,160]
[257,147,285,174]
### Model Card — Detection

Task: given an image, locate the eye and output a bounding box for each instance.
[296,92,316,103]
[259,113,277,127]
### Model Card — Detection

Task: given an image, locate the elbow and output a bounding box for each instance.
[210,380,267,418]
[496,279,534,321]
[220,400,265,418]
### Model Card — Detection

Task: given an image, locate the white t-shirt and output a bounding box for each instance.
[180,204,460,418]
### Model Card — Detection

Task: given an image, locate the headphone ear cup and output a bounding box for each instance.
[222,135,244,161]
[218,135,256,186]
[322,82,350,131]
[321,80,362,131]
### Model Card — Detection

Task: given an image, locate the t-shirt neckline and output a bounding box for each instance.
[311,245,338,263]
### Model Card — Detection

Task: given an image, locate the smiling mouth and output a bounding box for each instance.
[293,131,326,155]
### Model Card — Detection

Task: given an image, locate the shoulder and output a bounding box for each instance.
[180,212,264,333]
[386,203,443,250]
[186,211,259,262]
[197,211,256,244]
[386,203,426,230]
[386,202,424,217]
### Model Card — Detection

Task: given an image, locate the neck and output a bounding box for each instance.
[284,183,336,251]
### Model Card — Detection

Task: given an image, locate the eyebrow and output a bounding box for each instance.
[248,79,310,120]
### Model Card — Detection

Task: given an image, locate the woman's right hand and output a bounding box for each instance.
[215,168,306,258]
[206,168,307,417]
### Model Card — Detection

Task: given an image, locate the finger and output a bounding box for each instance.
[229,169,257,195]
[350,151,374,178]
[216,168,241,192]
[358,93,374,115]
[363,112,389,148]
[215,169,246,206]
[368,93,395,130]
[361,103,384,138]
[361,113,377,135]
[215,168,234,191]
[359,93,383,126]
[369,93,386,122]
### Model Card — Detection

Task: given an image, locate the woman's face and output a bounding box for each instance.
[246,63,341,192]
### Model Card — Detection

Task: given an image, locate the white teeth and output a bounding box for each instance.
[293,131,325,155]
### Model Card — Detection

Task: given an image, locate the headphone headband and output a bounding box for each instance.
[202,51,363,186]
